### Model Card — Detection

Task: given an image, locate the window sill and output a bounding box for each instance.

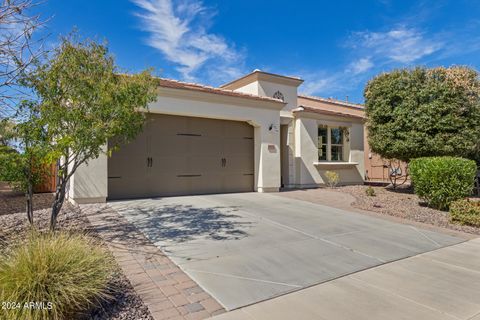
[314,161,359,168]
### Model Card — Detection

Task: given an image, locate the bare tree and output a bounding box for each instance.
[0,0,45,118]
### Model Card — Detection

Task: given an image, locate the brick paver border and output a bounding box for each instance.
[81,204,225,320]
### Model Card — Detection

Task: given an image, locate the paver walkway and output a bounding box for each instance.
[82,204,225,320]
[212,237,480,320]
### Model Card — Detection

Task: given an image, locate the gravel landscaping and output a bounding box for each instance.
[339,185,480,235]
[0,187,153,320]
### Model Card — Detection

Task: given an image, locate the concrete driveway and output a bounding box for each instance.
[109,192,464,311]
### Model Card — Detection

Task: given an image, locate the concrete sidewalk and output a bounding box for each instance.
[211,238,480,320]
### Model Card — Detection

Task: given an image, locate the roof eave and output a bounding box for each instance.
[298,94,364,109]
[294,105,366,120]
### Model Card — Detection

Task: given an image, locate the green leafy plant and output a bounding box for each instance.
[409,157,477,210]
[450,199,480,227]
[0,108,50,225]
[0,119,15,146]
[365,66,480,163]
[325,171,340,188]
[23,33,158,230]
[365,186,376,196]
[0,231,114,320]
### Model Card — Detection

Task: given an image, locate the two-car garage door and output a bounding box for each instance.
[108,114,254,199]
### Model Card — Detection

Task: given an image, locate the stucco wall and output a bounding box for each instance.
[257,82,298,112]
[68,151,108,204]
[232,77,300,188]
[233,80,299,112]
[293,113,365,187]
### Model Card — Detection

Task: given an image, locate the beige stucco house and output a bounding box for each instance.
[68,70,367,204]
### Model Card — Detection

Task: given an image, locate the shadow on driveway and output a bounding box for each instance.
[110,201,253,244]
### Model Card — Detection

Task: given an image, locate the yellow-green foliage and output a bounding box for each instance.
[365,186,376,196]
[450,199,480,227]
[0,231,114,320]
[325,171,340,188]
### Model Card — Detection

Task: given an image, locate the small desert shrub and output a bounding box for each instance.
[409,157,477,210]
[450,199,480,227]
[325,171,340,188]
[0,231,114,320]
[365,186,376,197]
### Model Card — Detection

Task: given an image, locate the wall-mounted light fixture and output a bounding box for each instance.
[269,124,279,133]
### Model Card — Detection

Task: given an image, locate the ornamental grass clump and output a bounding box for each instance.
[0,231,114,320]
[409,157,477,210]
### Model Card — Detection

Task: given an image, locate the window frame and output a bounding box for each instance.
[318,126,328,161]
[317,125,348,162]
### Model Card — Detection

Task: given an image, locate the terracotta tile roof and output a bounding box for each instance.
[294,105,366,119]
[298,94,364,109]
[158,78,286,104]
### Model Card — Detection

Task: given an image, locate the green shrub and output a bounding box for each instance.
[0,231,114,320]
[365,186,376,197]
[450,199,480,227]
[409,157,477,210]
[325,171,340,188]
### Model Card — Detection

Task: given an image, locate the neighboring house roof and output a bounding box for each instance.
[294,106,365,119]
[297,95,365,119]
[299,94,364,109]
[220,69,304,90]
[158,78,286,104]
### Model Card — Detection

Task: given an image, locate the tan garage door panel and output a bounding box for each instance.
[108,114,254,199]
[108,125,149,199]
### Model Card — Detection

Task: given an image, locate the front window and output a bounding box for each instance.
[317,126,347,161]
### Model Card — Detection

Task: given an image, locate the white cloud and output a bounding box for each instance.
[301,77,331,96]
[301,27,444,99]
[352,27,443,63]
[348,58,374,74]
[300,73,346,97]
[131,0,244,82]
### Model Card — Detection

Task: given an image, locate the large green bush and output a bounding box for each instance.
[0,232,114,320]
[409,157,477,210]
[365,66,480,163]
[450,199,480,227]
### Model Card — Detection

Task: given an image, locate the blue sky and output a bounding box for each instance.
[39,0,480,103]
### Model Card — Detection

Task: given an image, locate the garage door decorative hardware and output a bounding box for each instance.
[243,173,254,176]
[147,157,154,167]
[177,174,202,178]
[221,158,227,167]
[177,133,202,137]
[108,176,122,179]
[243,137,253,140]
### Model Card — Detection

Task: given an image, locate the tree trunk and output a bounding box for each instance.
[50,156,74,231]
[25,164,34,226]
[26,183,34,225]
[50,177,68,231]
